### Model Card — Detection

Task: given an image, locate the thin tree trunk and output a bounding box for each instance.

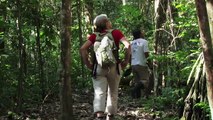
[85,0,94,25]
[0,1,6,52]
[35,3,45,99]
[85,0,94,81]
[195,0,213,119]
[154,0,168,95]
[60,0,73,119]
[77,0,85,80]
[122,0,126,5]
[17,0,26,112]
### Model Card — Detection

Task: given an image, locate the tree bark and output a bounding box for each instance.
[77,0,85,80]
[60,0,73,119]
[206,0,213,42]
[122,0,126,5]
[16,0,26,113]
[85,0,94,26]
[195,0,213,119]
[35,3,45,100]
[154,0,168,95]
[0,1,6,52]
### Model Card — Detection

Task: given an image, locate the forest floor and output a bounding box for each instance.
[0,86,178,120]
[70,86,178,120]
[72,86,161,120]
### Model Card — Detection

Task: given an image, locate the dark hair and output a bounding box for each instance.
[132,29,141,39]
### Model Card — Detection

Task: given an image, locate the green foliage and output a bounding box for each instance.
[0,0,61,115]
[194,102,210,117]
[7,111,20,120]
[93,0,121,16]
[174,0,199,46]
[114,5,153,38]
[143,87,183,110]
[140,88,184,119]
[0,0,210,119]
[0,53,19,112]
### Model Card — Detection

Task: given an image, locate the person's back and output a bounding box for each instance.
[131,38,148,66]
[130,29,150,99]
[80,14,131,120]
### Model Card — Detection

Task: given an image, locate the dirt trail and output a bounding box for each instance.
[73,88,158,120]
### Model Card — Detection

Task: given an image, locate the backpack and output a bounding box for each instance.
[93,29,118,68]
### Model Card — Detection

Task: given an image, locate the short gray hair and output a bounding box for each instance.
[93,14,109,27]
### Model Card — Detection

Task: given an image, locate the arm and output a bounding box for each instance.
[80,40,93,70]
[120,37,131,69]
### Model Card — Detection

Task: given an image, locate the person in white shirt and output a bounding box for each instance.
[130,29,151,99]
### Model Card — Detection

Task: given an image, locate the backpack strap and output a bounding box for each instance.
[107,29,120,75]
[109,30,120,75]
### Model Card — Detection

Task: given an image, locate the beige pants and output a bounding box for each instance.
[92,64,122,115]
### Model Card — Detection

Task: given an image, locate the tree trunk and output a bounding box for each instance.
[122,0,126,5]
[17,0,26,112]
[206,0,213,42]
[77,0,85,80]
[0,1,6,52]
[154,0,168,95]
[195,0,213,119]
[84,0,94,81]
[85,0,94,25]
[60,0,73,119]
[35,3,45,100]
